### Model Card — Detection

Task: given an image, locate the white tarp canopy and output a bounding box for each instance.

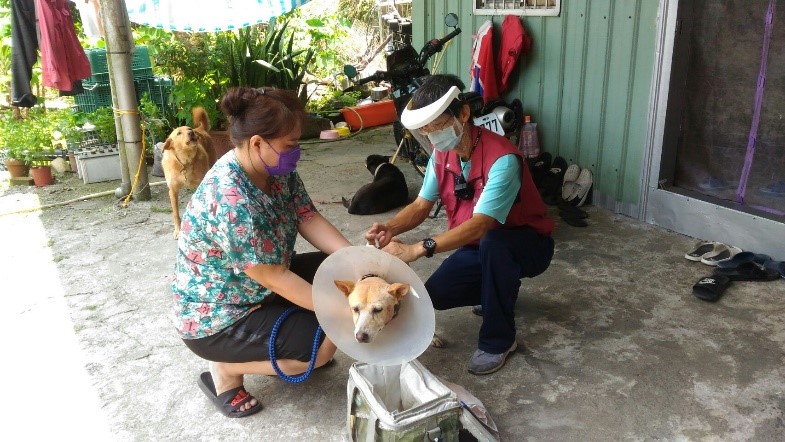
[124,0,312,31]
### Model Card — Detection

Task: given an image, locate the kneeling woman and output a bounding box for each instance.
[171,87,351,418]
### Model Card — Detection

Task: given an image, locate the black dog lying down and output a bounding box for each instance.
[342,154,409,215]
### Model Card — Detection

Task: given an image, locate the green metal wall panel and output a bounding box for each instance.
[412,0,659,208]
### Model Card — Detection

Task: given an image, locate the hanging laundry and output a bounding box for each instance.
[36,0,92,93]
[469,19,500,103]
[497,16,532,94]
[74,0,103,44]
[10,0,38,107]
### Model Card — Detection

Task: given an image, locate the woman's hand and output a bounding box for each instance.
[381,238,422,263]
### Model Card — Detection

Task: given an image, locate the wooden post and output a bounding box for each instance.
[97,0,150,201]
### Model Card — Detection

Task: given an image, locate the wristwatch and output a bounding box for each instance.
[422,238,437,258]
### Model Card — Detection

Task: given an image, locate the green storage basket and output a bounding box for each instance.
[83,46,152,83]
[74,82,113,113]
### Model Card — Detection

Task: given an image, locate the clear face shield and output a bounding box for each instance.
[400,86,463,165]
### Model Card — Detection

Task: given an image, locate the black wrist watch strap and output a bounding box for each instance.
[422,238,437,258]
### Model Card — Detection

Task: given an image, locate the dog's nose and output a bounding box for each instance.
[355,332,369,343]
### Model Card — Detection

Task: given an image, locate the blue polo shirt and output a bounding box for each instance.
[418,154,522,224]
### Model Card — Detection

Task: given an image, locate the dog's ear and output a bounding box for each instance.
[387,283,410,300]
[163,138,173,151]
[334,280,356,296]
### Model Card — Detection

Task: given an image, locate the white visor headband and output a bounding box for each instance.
[400,86,461,130]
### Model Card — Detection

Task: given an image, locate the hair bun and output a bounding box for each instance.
[219,87,260,118]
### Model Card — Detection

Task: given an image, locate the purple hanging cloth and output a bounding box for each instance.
[736,0,776,205]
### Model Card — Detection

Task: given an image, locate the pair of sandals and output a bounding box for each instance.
[684,240,743,266]
[561,164,593,207]
[692,251,784,302]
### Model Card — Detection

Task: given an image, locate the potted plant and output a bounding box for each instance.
[0,109,51,178]
[29,146,55,186]
[0,112,29,177]
[25,111,56,186]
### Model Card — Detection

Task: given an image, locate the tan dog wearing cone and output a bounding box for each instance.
[162,107,216,239]
[334,275,410,343]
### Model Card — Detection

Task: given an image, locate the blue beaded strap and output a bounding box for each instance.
[268,306,323,384]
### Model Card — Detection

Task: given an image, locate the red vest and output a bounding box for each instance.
[434,127,554,240]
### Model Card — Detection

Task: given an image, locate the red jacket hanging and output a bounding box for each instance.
[36,0,92,92]
[497,16,532,94]
[469,20,500,103]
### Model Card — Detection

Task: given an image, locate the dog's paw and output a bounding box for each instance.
[172,229,180,240]
[341,196,351,208]
[431,334,447,348]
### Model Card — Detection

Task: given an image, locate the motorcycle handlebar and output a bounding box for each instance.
[347,26,462,88]
[438,27,462,47]
[418,27,461,66]
[354,70,388,85]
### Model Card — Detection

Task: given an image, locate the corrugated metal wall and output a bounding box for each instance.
[412,0,659,212]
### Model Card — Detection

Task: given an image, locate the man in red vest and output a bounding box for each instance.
[365,75,554,375]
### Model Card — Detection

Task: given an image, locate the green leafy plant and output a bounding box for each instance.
[306,89,360,114]
[0,107,55,166]
[151,31,230,128]
[170,79,221,129]
[223,17,315,103]
[139,94,170,155]
[82,107,117,145]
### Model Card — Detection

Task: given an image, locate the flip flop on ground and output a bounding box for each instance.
[700,245,742,266]
[197,371,263,418]
[693,274,732,302]
[685,241,724,262]
[717,252,772,269]
[712,262,781,282]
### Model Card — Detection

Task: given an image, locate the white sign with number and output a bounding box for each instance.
[473,113,505,136]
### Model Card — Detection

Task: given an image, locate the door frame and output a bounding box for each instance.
[640,0,785,257]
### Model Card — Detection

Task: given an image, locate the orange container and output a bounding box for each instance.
[340,100,398,131]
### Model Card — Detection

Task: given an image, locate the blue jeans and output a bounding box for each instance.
[424,228,554,354]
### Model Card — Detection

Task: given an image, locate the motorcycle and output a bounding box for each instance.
[343,13,482,177]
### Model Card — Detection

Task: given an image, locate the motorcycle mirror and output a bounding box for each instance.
[444,13,459,28]
[343,65,358,79]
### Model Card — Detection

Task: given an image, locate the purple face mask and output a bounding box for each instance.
[260,142,301,176]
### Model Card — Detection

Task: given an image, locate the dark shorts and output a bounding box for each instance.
[182,251,327,363]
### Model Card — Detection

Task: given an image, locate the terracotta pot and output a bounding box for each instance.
[209,130,233,161]
[31,165,55,187]
[4,159,30,178]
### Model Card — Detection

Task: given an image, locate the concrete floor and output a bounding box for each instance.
[3,125,785,441]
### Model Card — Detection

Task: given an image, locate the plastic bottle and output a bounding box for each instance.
[518,115,540,158]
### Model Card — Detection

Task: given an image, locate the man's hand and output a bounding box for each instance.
[381,238,423,263]
[364,222,393,248]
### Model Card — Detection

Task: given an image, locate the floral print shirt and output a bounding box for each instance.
[172,152,317,339]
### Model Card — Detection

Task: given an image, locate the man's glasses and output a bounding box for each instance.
[453,173,475,200]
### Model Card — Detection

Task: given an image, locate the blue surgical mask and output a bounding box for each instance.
[428,125,463,152]
[261,142,301,175]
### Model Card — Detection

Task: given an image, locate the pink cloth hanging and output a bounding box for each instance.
[36,0,92,92]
